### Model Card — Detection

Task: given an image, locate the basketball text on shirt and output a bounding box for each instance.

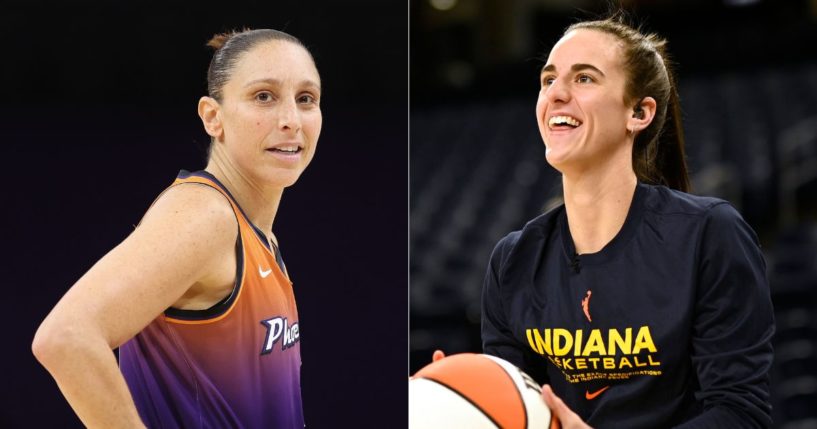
[525,326,662,383]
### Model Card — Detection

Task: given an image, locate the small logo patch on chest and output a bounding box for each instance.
[581,290,592,322]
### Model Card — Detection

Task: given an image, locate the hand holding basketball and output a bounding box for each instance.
[541,385,592,429]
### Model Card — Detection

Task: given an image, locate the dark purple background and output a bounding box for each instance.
[2,1,407,427]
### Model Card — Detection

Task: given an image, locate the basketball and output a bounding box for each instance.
[409,353,555,429]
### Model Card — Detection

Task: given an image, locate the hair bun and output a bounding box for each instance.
[206,33,232,50]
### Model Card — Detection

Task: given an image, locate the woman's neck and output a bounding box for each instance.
[562,163,637,255]
[205,156,282,237]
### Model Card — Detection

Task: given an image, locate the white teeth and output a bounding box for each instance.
[274,146,299,152]
[548,115,581,128]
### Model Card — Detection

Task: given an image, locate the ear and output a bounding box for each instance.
[627,96,657,134]
[198,96,223,139]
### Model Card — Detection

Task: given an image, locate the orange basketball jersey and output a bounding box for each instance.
[119,170,303,428]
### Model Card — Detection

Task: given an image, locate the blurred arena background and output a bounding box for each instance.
[410,0,817,427]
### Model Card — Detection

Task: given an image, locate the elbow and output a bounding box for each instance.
[32,317,89,368]
[32,320,63,367]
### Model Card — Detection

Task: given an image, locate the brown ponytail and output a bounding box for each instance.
[653,68,690,192]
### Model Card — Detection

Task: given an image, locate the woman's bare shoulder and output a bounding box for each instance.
[139,182,237,238]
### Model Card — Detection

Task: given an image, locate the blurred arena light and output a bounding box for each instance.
[430,0,457,11]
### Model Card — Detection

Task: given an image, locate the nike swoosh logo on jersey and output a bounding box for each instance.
[259,267,273,278]
[585,386,610,400]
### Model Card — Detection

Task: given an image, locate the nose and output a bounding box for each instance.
[278,98,301,132]
[544,77,570,105]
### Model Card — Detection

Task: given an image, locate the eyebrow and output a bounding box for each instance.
[243,78,322,92]
[541,63,605,77]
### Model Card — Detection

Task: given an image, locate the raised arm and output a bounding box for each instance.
[32,184,237,428]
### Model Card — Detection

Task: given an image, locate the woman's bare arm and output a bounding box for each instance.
[32,184,236,428]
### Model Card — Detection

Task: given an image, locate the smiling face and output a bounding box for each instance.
[210,40,322,188]
[535,29,634,175]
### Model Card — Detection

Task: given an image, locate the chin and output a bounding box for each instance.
[544,147,568,168]
[255,167,304,189]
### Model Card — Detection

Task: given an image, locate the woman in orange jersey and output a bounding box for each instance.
[32,28,319,428]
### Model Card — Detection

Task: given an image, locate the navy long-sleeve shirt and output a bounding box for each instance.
[482,183,774,428]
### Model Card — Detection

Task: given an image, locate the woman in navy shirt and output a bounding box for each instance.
[481,15,774,428]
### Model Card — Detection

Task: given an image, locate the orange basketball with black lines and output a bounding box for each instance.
[409,353,554,429]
